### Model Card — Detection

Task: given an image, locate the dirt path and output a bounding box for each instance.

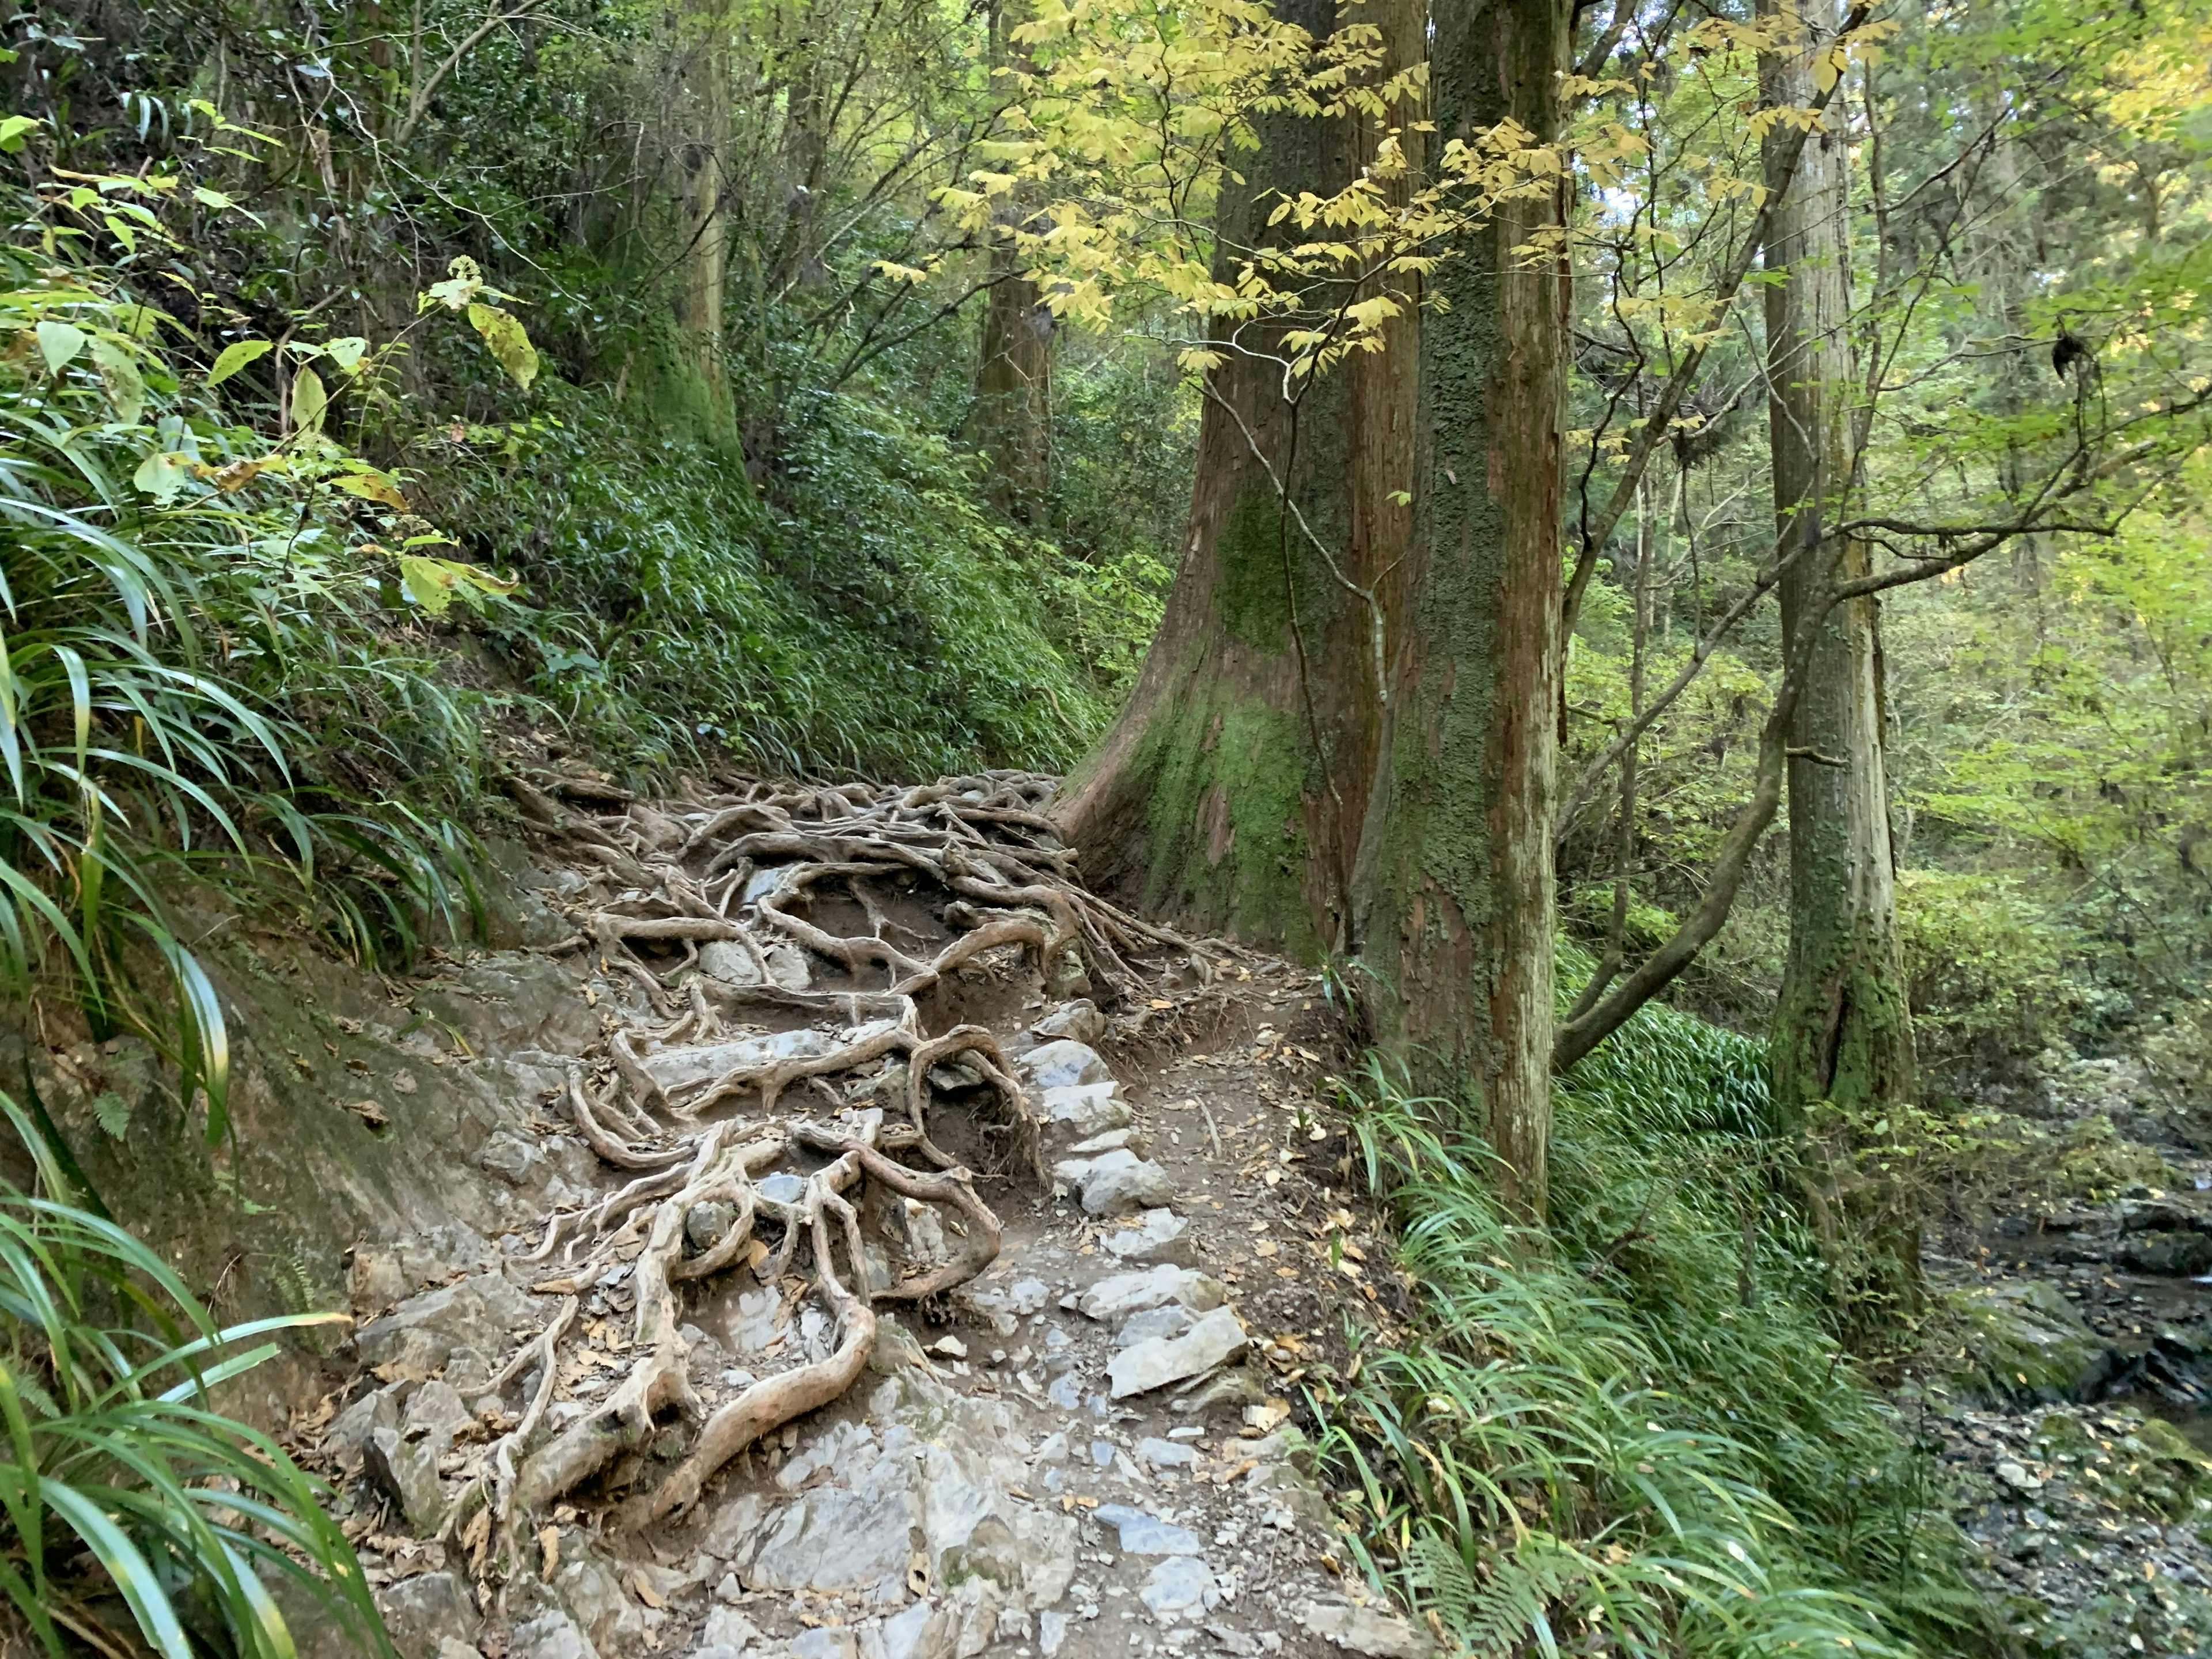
[292,777,1427,1659]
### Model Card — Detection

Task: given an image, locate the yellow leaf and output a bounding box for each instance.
[330,471,410,512]
[466,302,539,391]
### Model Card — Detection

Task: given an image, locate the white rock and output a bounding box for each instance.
[1108,1306,1248,1398]
[1038,1609,1070,1657]
[793,1629,859,1659]
[1137,1437,1198,1468]
[1075,1266,1225,1323]
[510,1611,600,1659]
[703,1608,763,1648]
[1140,1556,1221,1619]
[1041,1083,1130,1138]
[1052,1150,1176,1216]
[1301,1602,1433,1659]
[1018,1040,1112,1091]
[1033,999,1107,1044]
[1103,1209,1193,1267]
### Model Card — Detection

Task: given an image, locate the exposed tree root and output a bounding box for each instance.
[442,772,1161,1573]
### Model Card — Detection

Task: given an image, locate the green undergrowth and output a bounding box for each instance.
[0,1094,382,1659]
[427,382,1124,777]
[1312,984,1994,1657]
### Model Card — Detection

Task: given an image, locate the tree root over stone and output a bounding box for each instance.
[449,772,1179,1578]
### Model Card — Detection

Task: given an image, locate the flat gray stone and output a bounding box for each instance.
[1116,1305,1195,1348]
[1137,1437,1199,1468]
[1032,1000,1107,1045]
[1104,1209,1193,1266]
[1037,1609,1070,1657]
[1141,1555,1220,1619]
[793,1630,859,1659]
[362,1426,444,1535]
[1018,1040,1111,1091]
[1053,1150,1175,1216]
[373,1573,479,1656]
[478,1130,548,1188]
[1041,1083,1130,1139]
[703,1607,763,1648]
[1093,1504,1203,1556]
[1301,1602,1433,1659]
[641,1021,884,1094]
[511,1611,599,1659]
[1108,1306,1248,1398]
[1076,1266,1225,1322]
[356,1271,541,1378]
[745,1478,914,1605]
[402,1380,473,1454]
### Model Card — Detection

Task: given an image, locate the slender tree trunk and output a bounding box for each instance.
[1760,0,1914,1128]
[1055,0,1419,959]
[976,0,1054,528]
[1058,0,1568,1215]
[679,17,729,391]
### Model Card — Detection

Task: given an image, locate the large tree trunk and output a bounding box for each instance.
[1351,0,1566,1219]
[1760,0,1915,1127]
[975,0,1054,528]
[1054,0,1420,960]
[1058,0,1568,1215]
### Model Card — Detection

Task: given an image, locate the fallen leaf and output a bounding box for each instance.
[538,1525,560,1582]
[631,1572,665,1609]
[346,1099,389,1128]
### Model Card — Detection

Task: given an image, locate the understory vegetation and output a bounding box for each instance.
[0,0,2210,1655]
[1319,978,1986,1659]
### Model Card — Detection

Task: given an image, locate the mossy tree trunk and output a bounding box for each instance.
[1759,0,1915,1128]
[1059,0,1569,1216]
[1055,0,1421,961]
[975,0,1054,529]
[1352,0,1566,1219]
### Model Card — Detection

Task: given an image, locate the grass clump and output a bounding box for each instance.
[0,1096,384,1659]
[1313,992,1993,1657]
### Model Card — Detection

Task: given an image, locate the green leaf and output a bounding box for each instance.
[89,338,145,425]
[466,302,539,392]
[90,1092,130,1141]
[0,114,34,154]
[323,336,369,373]
[204,338,271,388]
[34,320,87,374]
[396,555,520,618]
[131,450,195,503]
[289,365,327,433]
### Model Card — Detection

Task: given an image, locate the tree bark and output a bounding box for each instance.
[975,0,1054,529]
[1057,0,1569,1216]
[679,9,730,389]
[1054,0,1421,960]
[1351,0,1566,1219]
[1759,0,1915,1127]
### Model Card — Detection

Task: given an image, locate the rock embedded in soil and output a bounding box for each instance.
[1018,1039,1113,1091]
[1301,1600,1434,1659]
[1103,1207,1194,1266]
[354,1269,539,1378]
[1032,999,1107,1045]
[1093,1504,1205,1555]
[1109,1304,1249,1397]
[1040,1082,1131,1139]
[1053,1148,1176,1215]
[362,1425,445,1533]
[1075,1264,1225,1322]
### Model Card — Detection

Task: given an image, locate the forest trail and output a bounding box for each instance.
[294,774,1423,1659]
